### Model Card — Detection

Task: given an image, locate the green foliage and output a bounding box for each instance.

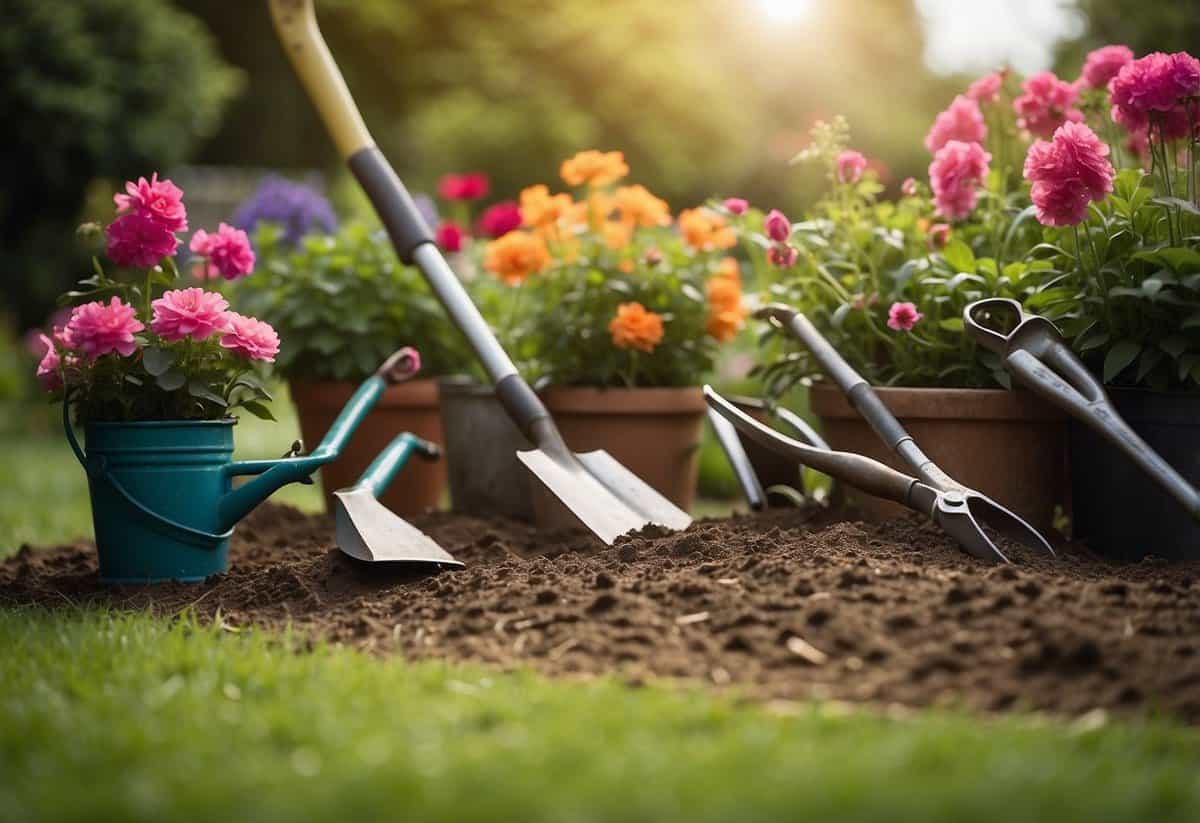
[0,0,241,329]
[236,223,470,382]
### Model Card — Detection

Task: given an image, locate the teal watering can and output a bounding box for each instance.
[65,349,422,583]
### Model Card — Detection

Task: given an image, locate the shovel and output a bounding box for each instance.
[268,0,692,544]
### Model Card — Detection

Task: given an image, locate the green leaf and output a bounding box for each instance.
[142,347,174,377]
[187,379,226,406]
[942,240,975,273]
[1136,347,1163,382]
[1149,196,1200,218]
[938,317,964,332]
[1160,335,1189,359]
[240,401,277,422]
[155,369,186,391]
[1103,340,1141,383]
[1132,247,1200,273]
[1077,328,1110,352]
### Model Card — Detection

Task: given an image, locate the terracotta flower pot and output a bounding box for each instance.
[541,386,707,515]
[809,384,1068,532]
[289,378,446,517]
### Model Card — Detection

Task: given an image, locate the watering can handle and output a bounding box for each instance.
[62,403,232,546]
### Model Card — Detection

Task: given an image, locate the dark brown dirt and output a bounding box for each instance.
[3,503,1200,721]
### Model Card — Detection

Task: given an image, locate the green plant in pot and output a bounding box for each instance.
[236,209,469,517]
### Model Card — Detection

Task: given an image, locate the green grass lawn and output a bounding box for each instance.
[2,398,1199,821]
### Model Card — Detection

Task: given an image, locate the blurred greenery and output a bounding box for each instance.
[1055,0,1200,73]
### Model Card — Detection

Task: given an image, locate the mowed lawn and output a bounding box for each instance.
[1,401,1198,822]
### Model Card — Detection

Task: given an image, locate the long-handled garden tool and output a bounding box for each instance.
[964,297,1200,520]
[267,0,690,544]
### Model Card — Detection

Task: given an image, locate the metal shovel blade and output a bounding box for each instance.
[334,488,464,567]
[517,447,692,544]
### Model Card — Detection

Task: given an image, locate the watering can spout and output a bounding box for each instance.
[216,348,421,532]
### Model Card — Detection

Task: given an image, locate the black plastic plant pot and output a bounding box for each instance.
[1069,388,1200,561]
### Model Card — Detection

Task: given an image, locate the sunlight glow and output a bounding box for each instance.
[757,0,816,23]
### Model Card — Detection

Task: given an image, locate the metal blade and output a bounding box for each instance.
[965,493,1056,558]
[334,488,463,567]
[932,493,1009,564]
[517,448,692,544]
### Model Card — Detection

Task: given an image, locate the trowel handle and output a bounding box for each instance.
[356,433,440,499]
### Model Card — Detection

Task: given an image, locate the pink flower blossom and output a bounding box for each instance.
[928,140,991,221]
[836,150,868,184]
[887,302,923,332]
[1082,45,1134,90]
[966,72,1004,104]
[220,313,280,362]
[767,244,798,267]
[924,95,987,154]
[1014,71,1083,138]
[35,334,61,392]
[1023,121,1115,227]
[190,223,255,281]
[722,197,749,215]
[113,173,187,232]
[105,212,180,268]
[1109,52,1200,134]
[150,288,231,342]
[477,201,523,238]
[436,221,466,253]
[65,297,144,360]
[927,223,952,250]
[900,177,918,197]
[764,209,791,242]
[437,173,490,201]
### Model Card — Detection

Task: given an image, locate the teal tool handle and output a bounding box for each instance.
[354,432,440,499]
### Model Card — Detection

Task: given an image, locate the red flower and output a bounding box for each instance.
[436,221,466,252]
[1013,71,1083,138]
[764,209,791,243]
[1110,52,1200,136]
[476,201,522,238]
[1022,121,1115,227]
[1081,45,1134,90]
[437,173,490,201]
[928,140,991,221]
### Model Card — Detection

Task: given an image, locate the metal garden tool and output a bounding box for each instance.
[964,297,1200,521]
[335,433,462,567]
[736,302,1057,562]
[268,0,691,544]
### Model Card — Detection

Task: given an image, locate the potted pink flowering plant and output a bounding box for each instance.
[35,173,291,583]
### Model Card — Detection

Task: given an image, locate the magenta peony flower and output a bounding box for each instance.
[1023,121,1115,227]
[105,212,180,268]
[1109,52,1200,134]
[767,244,798,267]
[477,201,523,238]
[966,72,1004,104]
[1014,71,1083,138]
[928,140,991,221]
[436,221,466,253]
[35,334,61,392]
[887,302,923,332]
[1082,45,1134,90]
[150,288,231,342]
[722,197,749,215]
[437,173,490,201]
[764,209,791,243]
[900,177,918,197]
[220,313,280,362]
[924,95,987,154]
[190,223,255,281]
[836,150,868,184]
[113,173,187,232]
[65,297,144,360]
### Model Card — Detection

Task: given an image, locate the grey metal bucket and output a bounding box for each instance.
[437,376,536,521]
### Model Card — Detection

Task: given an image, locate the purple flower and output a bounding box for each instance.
[232,176,338,247]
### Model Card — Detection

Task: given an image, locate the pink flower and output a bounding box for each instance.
[767,244,798,267]
[437,173,489,201]
[924,96,987,154]
[35,334,61,392]
[966,72,1004,104]
[190,223,255,281]
[113,173,187,232]
[887,302,923,332]
[436,221,466,253]
[65,297,144,360]
[900,177,918,197]
[1109,52,1200,134]
[1023,121,1115,227]
[477,201,522,238]
[1082,45,1134,90]
[150,288,231,342]
[722,197,749,215]
[1014,71,1083,138]
[764,209,791,243]
[836,150,868,184]
[220,313,280,362]
[927,223,952,250]
[105,212,179,268]
[928,140,991,221]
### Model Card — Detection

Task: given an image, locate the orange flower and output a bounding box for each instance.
[483,230,551,285]
[706,276,742,313]
[618,259,635,274]
[603,220,634,250]
[715,256,740,282]
[609,302,664,353]
[519,185,577,231]
[706,309,745,343]
[678,208,736,251]
[613,184,670,228]
[560,150,630,188]
[706,275,746,342]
